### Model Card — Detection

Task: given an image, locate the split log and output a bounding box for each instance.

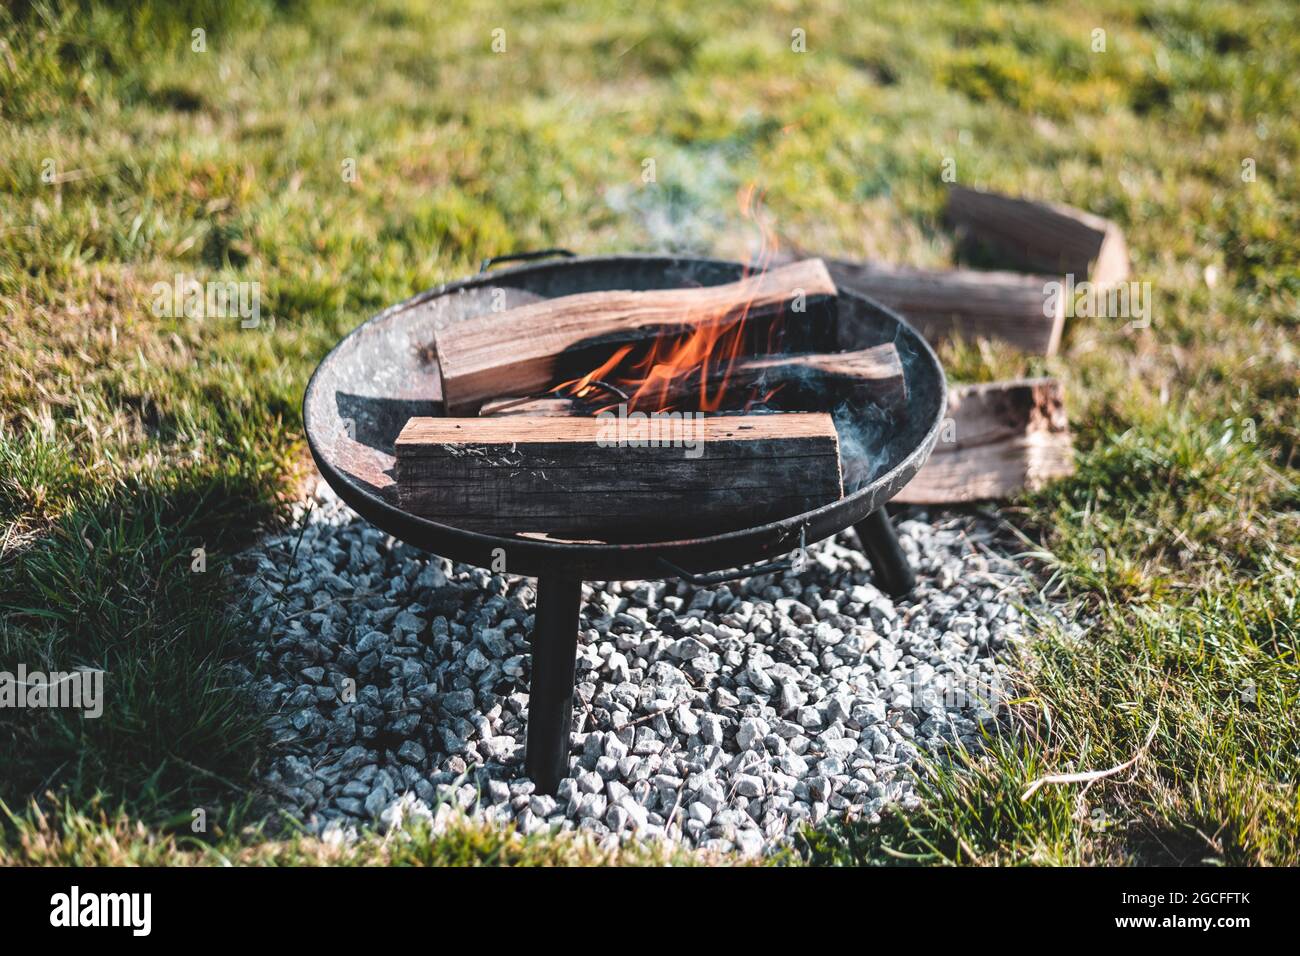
[946,186,1129,287]
[894,378,1074,504]
[822,258,1064,356]
[479,344,904,417]
[433,259,838,415]
[479,396,577,417]
[395,412,843,540]
[644,343,906,413]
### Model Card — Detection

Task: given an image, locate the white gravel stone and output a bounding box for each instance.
[239,484,1071,857]
[606,651,631,683]
[736,717,770,750]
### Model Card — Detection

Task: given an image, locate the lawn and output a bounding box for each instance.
[0,0,1296,865]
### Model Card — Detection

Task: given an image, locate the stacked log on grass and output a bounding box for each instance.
[790,185,1129,358]
[769,186,1123,499]
[946,186,1129,288]
[894,378,1074,504]
[821,259,1065,356]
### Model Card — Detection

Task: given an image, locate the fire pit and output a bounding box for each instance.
[303,251,947,793]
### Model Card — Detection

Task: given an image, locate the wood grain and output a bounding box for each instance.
[895,378,1075,503]
[946,186,1129,287]
[822,258,1065,356]
[479,396,577,417]
[480,345,903,416]
[433,259,838,414]
[395,412,844,540]
[723,344,906,409]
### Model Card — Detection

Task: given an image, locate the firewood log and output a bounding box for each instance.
[395,412,844,540]
[433,259,838,415]
[822,259,1065,356]
[479,396,577,417]
[477,344,904,417]
[643,343,906,413]
[894,378,1074,503]
[946,186,1129,287]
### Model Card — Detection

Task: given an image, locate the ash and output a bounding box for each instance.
[235,482,1064,856]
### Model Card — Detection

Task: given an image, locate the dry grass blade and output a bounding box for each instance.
[1020,720,1159,802]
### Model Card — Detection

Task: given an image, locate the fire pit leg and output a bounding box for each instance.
[854,508,916,597]
[524,575,582,795]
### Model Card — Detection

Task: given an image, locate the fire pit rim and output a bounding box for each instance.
[303,253,947,580]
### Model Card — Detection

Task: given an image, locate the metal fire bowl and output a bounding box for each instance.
[303,253,947,581]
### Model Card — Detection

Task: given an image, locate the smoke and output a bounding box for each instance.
[604,146,746,256]
[833,399,897,492]
[836,321,932,493]
[603,149,932,493]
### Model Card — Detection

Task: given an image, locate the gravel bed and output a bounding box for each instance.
[235,481,1058,855]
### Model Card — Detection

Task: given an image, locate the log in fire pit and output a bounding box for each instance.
[303,251,947,793]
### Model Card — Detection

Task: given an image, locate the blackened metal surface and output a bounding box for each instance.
[854,509,918,597]
[303,254,947,580]
[523,575,582,793]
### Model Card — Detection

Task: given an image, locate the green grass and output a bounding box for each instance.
[0,797,727,866]
[0,0,1296,865]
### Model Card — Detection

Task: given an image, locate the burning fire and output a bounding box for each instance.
[556,184,785,413]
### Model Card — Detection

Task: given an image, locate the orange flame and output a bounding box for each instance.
[563,344,633,400]
[554,184,785,413]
